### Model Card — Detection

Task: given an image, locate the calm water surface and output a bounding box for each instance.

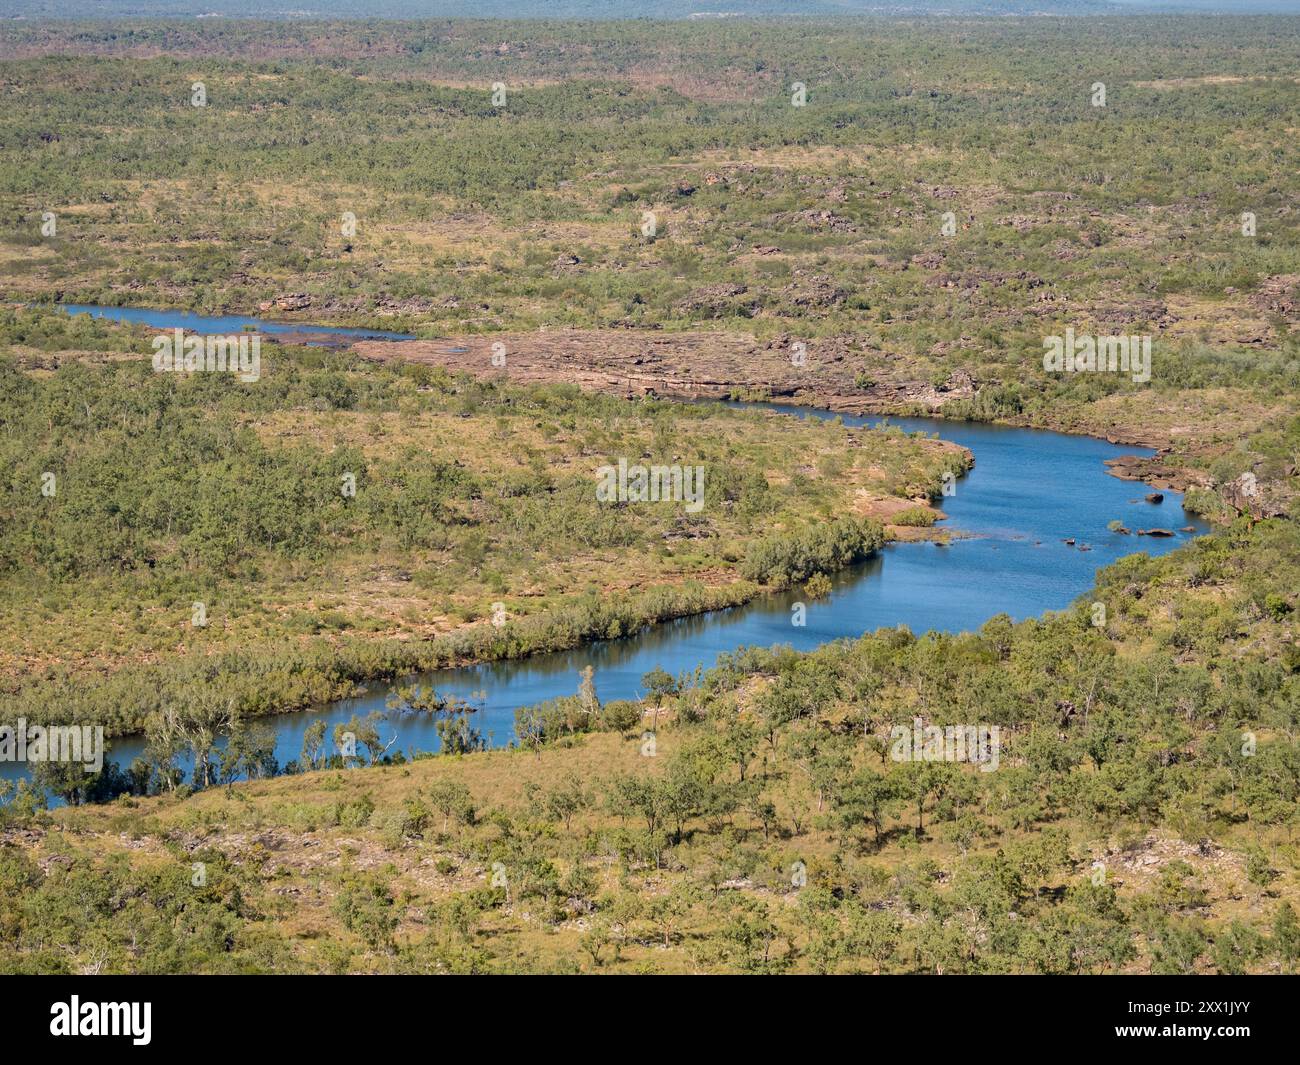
[6,308,1208,781]
[56,303,415,342]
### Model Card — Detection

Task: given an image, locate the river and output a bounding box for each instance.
[7,306,1208,781]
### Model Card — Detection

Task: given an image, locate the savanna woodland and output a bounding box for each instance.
[1,10,1299,977]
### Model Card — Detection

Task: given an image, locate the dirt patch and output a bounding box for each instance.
[1131,75,1300,91]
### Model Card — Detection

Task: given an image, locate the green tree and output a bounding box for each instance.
[333,873,399,955]
[1271,903,1300,974]
[837,769,899,849]
[299,719,327,771]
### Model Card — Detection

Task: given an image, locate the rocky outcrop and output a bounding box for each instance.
[779,275,848,309]
[258,293,312,312]
[1103,453,1210,492]
[1247,275,1299,319]
[674,283,757,318]
[1222,472,1290,520]
[785,209,857,233]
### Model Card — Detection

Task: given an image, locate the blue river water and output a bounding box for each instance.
[5,307,1209,783]
[56,303,416,342]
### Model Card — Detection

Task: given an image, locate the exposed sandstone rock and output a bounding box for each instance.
[1247,274,1299,319]
[1222,471,1290,520]
[258,293,312,312]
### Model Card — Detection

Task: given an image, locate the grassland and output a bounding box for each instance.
[4,518,1300,974]
[1,17,1295,511]
[1,14,1298,976]
[0,308,968,736]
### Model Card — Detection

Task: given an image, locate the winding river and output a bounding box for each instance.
[10,306,1209,780]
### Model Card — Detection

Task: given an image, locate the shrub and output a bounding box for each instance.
[601,700,645,734]
[741,517,885,586]
[892,507,937,528]
[804,572,833,599]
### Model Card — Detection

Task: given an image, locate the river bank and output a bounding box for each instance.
[348,328,1250,497]
[2,386,1208,782]
[41,304,1267,499]
[0,306,1207,768]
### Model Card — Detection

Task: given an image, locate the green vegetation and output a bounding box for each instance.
[739,517,883,585]
[4,518,1300,973]
[0,16,1294,511]
[0,310,964,735]
[1,13,1298,976]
